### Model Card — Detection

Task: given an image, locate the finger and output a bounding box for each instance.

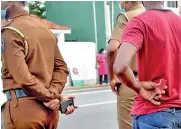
[142,82,158,90]
[154,96,160,100]
[65,107,70,115]
[44,100,55,107]
[161,90,165,95]
[149,88,165,101]
[67,106,74,114]
[110,80,116,91]
[43,102,48,107]
[54,102,60,111]
[146,89,157,101]
[70,106,74,112]
[55,105,60,111]
[65,109,70,115]
[54,105,59,111]
[158,94,162,98]
[149,82,159,88]
[154,94,162,100]
[71,105,75,109]
[66,106,71,115]
[156,88,166,95]
[163,86,168,90]
[150,99,161,105]
[49,104,57,110]
[70,105,75,113]
[111,86,117,94]
[44,101,55,108]
[50,99,59,106]
[67,106,73,113]
[49,100,60,110]
[71,106,75,112]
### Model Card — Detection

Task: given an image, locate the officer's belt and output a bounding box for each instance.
[5,89,28,101]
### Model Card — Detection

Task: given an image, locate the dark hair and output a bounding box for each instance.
[20,1,26,6]
[99,48,105,53]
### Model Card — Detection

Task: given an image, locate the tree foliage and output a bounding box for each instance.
[28,1,46,19]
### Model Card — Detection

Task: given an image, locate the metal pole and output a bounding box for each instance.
[164,1,167,7]
[93,1,98,53]
[104,1,111,44]
[111,1,114,30]
[93,1,99,84]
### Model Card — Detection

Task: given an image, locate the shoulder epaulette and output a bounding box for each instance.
[116,12,129,22]
[1,26,29,59]
[1,19,13,32]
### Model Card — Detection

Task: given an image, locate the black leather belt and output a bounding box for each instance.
[4,89,28,101]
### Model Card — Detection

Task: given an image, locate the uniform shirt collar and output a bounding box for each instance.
[129,4,145,11]
[148,8,172,12]
[6,5,29,20]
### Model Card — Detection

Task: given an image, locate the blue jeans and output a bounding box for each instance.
[99,74,108,84]
[132,108,181,129]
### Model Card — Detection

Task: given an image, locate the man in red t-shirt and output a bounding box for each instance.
[113,1,181,129]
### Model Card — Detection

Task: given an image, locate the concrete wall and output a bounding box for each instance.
[46,1,106,51]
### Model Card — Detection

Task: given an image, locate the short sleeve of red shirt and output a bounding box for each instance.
[121,17,144,50]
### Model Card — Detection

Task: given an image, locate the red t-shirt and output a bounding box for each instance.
[121,9,181,115]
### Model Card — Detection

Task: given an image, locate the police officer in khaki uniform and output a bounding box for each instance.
[107,1,145,129]
[1,1,76,129]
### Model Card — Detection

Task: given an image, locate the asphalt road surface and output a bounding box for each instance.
[57,86,119,129]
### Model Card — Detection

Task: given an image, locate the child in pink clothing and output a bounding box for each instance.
[96,48,108,86]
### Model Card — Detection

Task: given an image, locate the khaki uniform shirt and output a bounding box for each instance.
[110,4,145,72]
[1,8,68,102]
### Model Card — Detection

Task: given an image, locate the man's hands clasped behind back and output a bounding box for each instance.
[138,79,167,105]
[43,95,78,115]
[43,99,60,111]
[110,77,167,106]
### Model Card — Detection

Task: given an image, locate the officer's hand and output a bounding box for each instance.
[110,76,122,95]
[43,99,60,110]
[61,95,78,115]
[139,80,167,105]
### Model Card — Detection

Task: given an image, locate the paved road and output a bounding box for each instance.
[57,86,119,129]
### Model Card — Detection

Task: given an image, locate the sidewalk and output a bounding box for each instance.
[65,84,109,90]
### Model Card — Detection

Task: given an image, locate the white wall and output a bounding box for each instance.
[51,30,97,86]
[51,29,71,44]
[57,42,97,86]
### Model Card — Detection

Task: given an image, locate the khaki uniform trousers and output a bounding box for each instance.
[117,84,136,129]
[2,90,59,129]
